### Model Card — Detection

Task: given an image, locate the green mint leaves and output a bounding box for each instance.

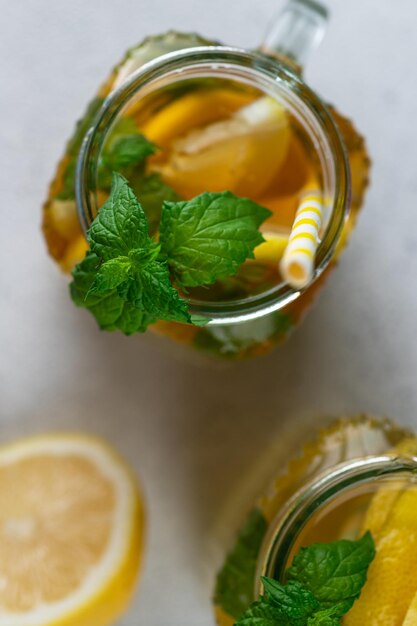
[286,531,375,614]
[160,192,271,288]
[214,509,269,619]
[71,174,191,334]
[235,532,375,626]
[102,133,157,170]
[70,252,157,334]
[97,120,158,192]
[99,120,157,178]
[70,173,271,333]
[88,172,151,258]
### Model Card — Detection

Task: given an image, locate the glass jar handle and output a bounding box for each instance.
[261,0,329,69]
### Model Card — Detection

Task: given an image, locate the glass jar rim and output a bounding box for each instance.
[76,45,351,326]
[256,454,417,592]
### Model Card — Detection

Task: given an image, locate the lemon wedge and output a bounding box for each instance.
[156,95,290,199]
[0,434,144,626]
[345,486,417,626]
[345,437,417,626]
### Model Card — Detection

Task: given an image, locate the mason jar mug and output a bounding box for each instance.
[43,0,370,358]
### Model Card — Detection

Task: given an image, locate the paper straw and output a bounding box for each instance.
[280,189,323,289]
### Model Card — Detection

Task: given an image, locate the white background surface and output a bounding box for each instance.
[1,0,417,624]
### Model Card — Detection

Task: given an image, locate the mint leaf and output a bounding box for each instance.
[87,258,131,295]
[286,532,375,612]
[307,615,340,626]
[306,607,342,625]
[118,260,191,324]
[189,314,210,327]
[88,172,150,259]
[98,119,159,191]
[97,119,152,190]
[102,134,157,169]
[71,251,190,333]
[70,251,102,306]
[70,252,155,334]
[236,598,289,626]
[262,579,319,625]
[214,508,268,619]
[236,583,323,626]
[159,191,272,287]
[233,534,375,626]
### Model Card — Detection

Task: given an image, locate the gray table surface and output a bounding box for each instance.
[1,0,417,624]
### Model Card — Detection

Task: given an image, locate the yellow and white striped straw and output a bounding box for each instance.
[280,189,324,289]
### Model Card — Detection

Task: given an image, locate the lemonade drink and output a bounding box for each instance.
[43,31,370,358]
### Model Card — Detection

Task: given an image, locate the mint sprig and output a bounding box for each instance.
[235,533,375,626]
[70,173,271,333]
[71,174,191,333]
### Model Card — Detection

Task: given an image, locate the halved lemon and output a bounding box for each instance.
[0,434,145,626]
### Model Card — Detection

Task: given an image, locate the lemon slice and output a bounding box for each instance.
[141,88,254,148]
[156,96,290,199]
[254,230,289,263]
[0,434,144,626]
